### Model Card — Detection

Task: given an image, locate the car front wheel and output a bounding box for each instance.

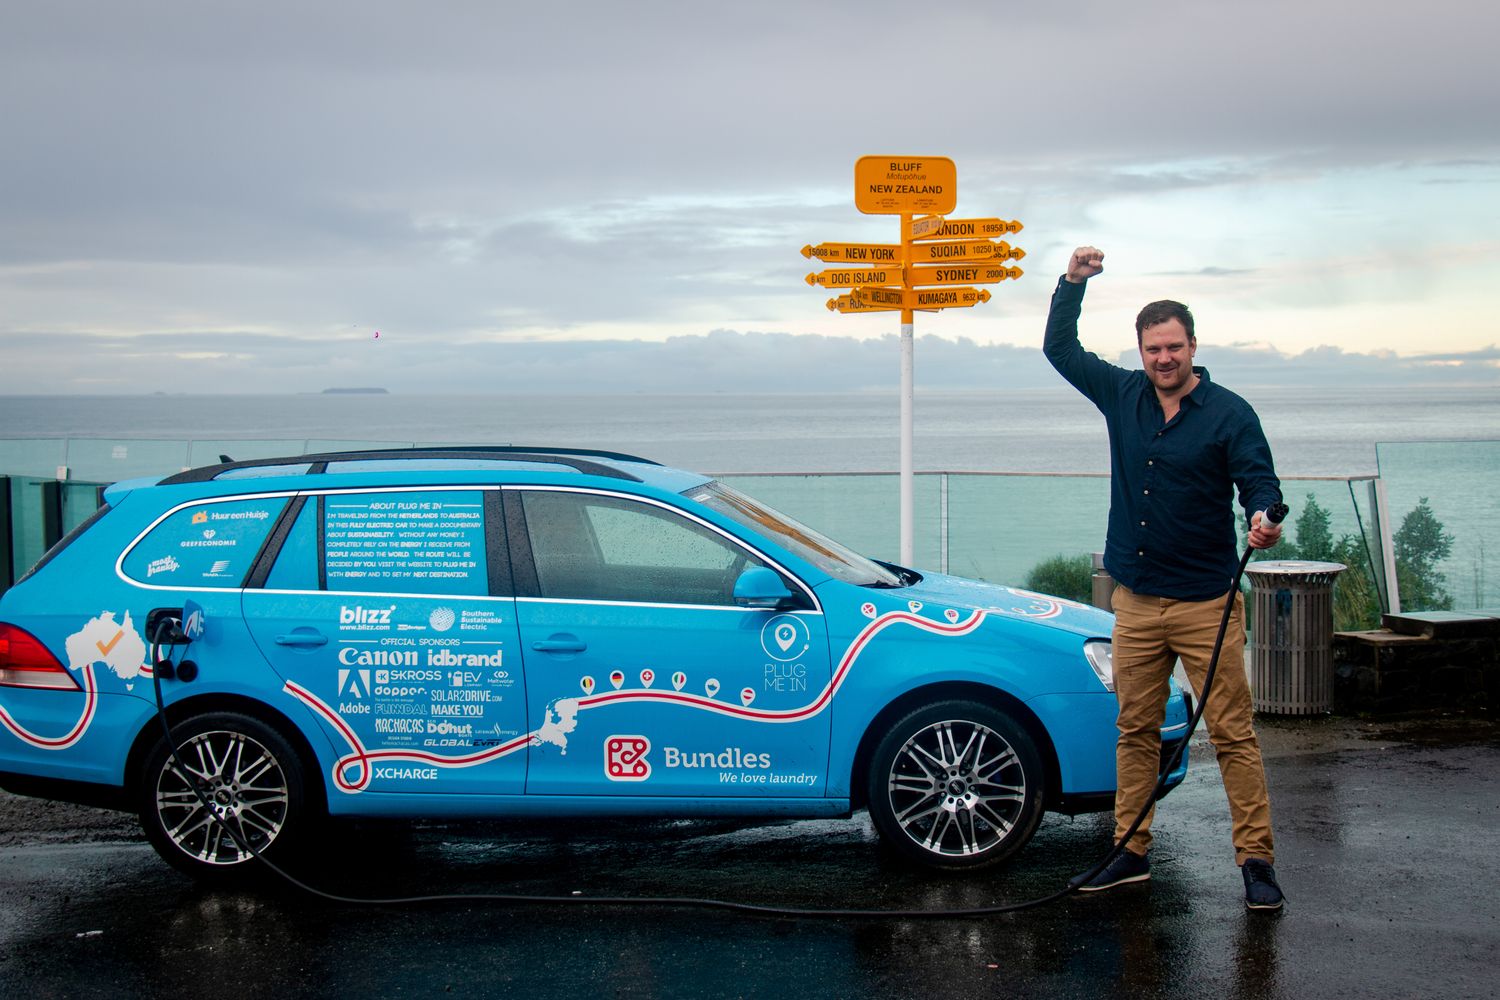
[867,700,1045,872]
[138,712,308,881]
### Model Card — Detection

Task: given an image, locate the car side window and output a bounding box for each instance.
[322,490,488,596]
[520,491,764,606]
[120,495,287,586]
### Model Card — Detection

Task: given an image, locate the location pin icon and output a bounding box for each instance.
[609,670,624,690]
[705,678,720,698]
[774,622,797,653]
[672,672,686,691]
[740,687,755,706]
[640,669,654,688]
[945,608,960,623]
[580,676,595,695]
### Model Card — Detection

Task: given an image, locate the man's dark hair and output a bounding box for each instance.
[1135,300,1195,344]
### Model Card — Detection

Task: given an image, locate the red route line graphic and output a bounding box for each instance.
[287,609,985,792]
[0,664,99,750]
[284,679,535,793]
[575,609,986,722]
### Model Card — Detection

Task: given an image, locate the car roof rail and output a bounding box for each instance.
[158,446,660,485]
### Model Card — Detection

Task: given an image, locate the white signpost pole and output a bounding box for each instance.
[899,317,915,566]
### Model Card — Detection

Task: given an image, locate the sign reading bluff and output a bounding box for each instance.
[855,156,957,215]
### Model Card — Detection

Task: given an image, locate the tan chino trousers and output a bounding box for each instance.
[1110,584,1275,865]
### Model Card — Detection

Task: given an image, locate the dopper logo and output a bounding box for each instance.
[604,735,651,782]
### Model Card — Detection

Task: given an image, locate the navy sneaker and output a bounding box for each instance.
[1072,849,1151,892]
[1242,858,1285,910]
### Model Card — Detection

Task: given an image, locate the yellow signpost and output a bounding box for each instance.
[803,155,1024,564]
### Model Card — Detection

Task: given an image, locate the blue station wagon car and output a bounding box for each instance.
[0,448,1189,880]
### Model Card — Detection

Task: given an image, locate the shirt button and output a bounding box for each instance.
[1148,460,1154,466]
[1140,520,1146,526]
[1137,550,1144,556]
[1143,489,1150,495]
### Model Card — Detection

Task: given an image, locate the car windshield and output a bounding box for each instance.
[687,481,903,587]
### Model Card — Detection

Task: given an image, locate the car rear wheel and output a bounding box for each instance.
[138,712,308,882]
[867,700,1045,872]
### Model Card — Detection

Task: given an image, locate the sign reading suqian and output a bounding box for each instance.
[854,156,957,216]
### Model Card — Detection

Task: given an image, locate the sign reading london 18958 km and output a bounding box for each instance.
[854,157,957,216]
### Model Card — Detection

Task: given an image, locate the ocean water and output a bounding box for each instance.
[2,387,1497,606]
[2,385,1497,476]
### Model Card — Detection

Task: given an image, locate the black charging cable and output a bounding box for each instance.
[147,502,1287,918]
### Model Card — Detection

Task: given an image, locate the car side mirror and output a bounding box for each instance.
[733,566,795,610]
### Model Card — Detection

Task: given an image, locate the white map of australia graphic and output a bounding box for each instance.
[65,611,149,684]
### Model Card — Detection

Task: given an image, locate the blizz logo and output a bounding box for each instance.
[604,735,651,782]
[340,605,395,625]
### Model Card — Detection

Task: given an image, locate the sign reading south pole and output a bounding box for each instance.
[854,156,957,216]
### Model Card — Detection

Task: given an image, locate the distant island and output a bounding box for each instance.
[320,387,389,394]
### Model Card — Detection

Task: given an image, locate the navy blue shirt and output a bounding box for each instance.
[1043,276,1282,600]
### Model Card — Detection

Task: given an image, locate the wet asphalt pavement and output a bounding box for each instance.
[3,714,1498,1000]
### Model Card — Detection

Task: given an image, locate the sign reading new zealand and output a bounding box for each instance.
[854,156,957,215]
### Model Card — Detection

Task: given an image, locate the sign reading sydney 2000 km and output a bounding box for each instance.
[854,157,957,216]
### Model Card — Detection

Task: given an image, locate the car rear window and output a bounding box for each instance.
[121,496,288,587]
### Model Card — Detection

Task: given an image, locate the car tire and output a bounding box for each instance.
[138,711,308,882]
[866,699,1045,872]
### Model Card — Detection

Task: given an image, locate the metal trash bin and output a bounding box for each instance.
[1244,560,1347,715]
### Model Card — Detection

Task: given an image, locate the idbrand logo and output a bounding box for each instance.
[340,605,396,625]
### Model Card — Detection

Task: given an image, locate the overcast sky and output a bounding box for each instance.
[3,0,1497,393]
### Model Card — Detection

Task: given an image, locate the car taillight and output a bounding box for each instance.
[0,623,81,690]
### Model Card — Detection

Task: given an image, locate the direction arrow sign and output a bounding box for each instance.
[827,295,901,314]
[907,239,1009,263]
[913,218,1023,240]
[910,215,945,239]
[806,267,902,289]
[907,262,1016,286]
[802,242,903,264]
[909,286,991,310]
[855,156,957,215]
[848,286,993,310]
[851,286,905,307]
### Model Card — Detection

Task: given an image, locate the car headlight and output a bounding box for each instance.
[1083,640,1114,692]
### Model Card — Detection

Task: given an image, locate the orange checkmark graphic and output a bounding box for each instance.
[96,630,124,657]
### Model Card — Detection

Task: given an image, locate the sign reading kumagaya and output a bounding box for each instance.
[855,157,957,216]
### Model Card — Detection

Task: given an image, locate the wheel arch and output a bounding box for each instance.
[848,680,1061,813]
[124,692,328,816]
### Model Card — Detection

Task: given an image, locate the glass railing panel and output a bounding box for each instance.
[944,473,1111,588]
[715,473,969,577]
[1376,441,1499,612]
[0,439,68,479]
[64,439,191,480]
[187,440,310,469]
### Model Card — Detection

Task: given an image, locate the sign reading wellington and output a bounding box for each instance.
[854,157,958,216]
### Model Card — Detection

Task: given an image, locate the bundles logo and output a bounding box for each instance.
[604,735,651,782]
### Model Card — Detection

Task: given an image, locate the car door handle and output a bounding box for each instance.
[531,637,586,653]
[275,632,329,647]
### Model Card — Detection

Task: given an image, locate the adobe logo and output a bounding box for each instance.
[604,735,651,782]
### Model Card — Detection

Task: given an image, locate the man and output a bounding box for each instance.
[1044,246,1286,910]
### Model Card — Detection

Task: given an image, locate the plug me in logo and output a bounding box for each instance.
[604,735,651,782]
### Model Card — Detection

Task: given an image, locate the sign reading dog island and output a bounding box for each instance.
[802,155,1025,568]
[855,156,957,215]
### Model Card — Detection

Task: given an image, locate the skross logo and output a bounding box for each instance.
[604,735,651,782]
